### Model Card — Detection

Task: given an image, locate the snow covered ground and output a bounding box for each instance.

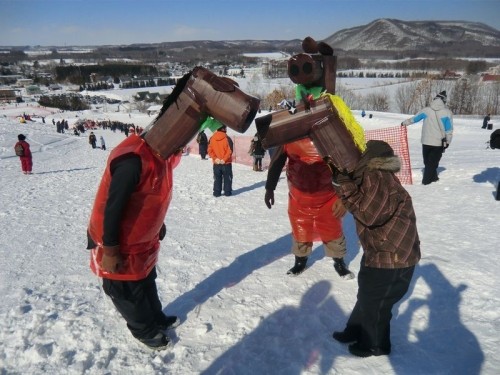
[0,100,498,374]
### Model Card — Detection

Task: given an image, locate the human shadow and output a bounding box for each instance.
[390,263,484,375]
[472,167,500,185]
[473,167,500,198]
[231,180,266,196]
[200,280,346,375]
[165,234,292,321]
[232,176,285,196]
[34,167,96,175]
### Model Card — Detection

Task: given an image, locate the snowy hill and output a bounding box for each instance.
[0,101,498,374]
[324,18,500,52]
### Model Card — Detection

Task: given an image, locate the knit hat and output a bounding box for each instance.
[435,91,447,103]
[18,134,26,141]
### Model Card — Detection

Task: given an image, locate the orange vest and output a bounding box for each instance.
[285,138,342,243]
[88,134,180,280]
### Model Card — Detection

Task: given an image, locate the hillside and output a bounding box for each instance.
[323,19,500,57]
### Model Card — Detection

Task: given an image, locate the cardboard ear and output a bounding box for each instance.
[302,36,318,54]
[317,42,334,56]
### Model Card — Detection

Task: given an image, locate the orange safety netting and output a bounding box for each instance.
[187,125,413,185]
[364,125,413,185]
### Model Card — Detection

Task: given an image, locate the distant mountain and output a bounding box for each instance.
[323,19,500,55]
[2,19,498,60]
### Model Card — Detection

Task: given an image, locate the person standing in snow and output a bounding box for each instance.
[196,130,208,159]
[14,134,33,174]
[482,114,491,129]
[100,135,106,150]
[249,132,265,171]
[87,133,182,350]
[401,91,453,185]
[88,132,97,149]
[264,137,353,278]
[331,140,421,358]
[208,125,233,197]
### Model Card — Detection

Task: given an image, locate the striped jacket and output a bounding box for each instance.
[334,141,421,269]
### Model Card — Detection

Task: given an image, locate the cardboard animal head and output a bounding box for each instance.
[143,67,260,158]
[287,36,337,94]
[256,38,365,173]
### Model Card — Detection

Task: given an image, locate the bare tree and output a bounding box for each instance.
[364,90,390,112]
[395,81,419,114]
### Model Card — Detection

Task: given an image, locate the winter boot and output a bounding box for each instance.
[287,256,308,275]
[138,332,171,350]
[333,258,355,280]
[157,314,181,331]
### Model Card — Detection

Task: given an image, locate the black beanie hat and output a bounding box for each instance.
[436,91,447,103]
[18,134,26,141]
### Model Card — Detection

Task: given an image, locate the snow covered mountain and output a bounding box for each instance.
[323,18,500,54]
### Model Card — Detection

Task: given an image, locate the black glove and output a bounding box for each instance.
[159,223,166,241]
[264,189,275,209]
[332,167,353,186]
[442,138,449,152]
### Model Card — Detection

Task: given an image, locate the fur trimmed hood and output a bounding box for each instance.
[366,155,401,173]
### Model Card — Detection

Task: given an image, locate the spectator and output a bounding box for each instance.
[89,132,97,149]
[331,140,420,358]
[248,133,265,171]
[482,114,491,129]
[196,130,208,160]
[14,134,33,174]
[208,125,233,197]
[100,135,106,150]
[401,91,453,185]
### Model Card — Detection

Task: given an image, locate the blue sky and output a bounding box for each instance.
[1,0,499,46]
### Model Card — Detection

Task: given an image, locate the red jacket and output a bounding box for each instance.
[14,140,32,158]
[88,135,180,280]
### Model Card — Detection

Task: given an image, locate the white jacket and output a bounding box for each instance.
[402,98,453,147]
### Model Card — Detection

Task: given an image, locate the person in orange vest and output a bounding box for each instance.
[87,133,182,350]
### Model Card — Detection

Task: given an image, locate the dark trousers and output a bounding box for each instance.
[213,163,233,196]
[199,144,208,159]
[102,267,164,340]
[422,144,444,185]
[344,259,415,351]
[253,156,263,170]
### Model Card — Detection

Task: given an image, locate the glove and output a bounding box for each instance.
[159,223,166,241]
[442,138,449,152]
[401,119,411,126]
[332,167,353,186]
[264,189,275,209]
[332,199,347,218]
[101,245,122,273]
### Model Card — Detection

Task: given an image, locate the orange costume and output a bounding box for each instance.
[88,134,180,281]
[285,139,342,243]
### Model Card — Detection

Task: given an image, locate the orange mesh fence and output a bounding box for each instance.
[187,125,412,184]
[365,125,413,185]
[187,135,272,169]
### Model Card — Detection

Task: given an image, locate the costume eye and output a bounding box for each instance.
[303,62,313,74]
[289,64,300,77]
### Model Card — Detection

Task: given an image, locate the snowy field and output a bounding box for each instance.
[0,96,499,374]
